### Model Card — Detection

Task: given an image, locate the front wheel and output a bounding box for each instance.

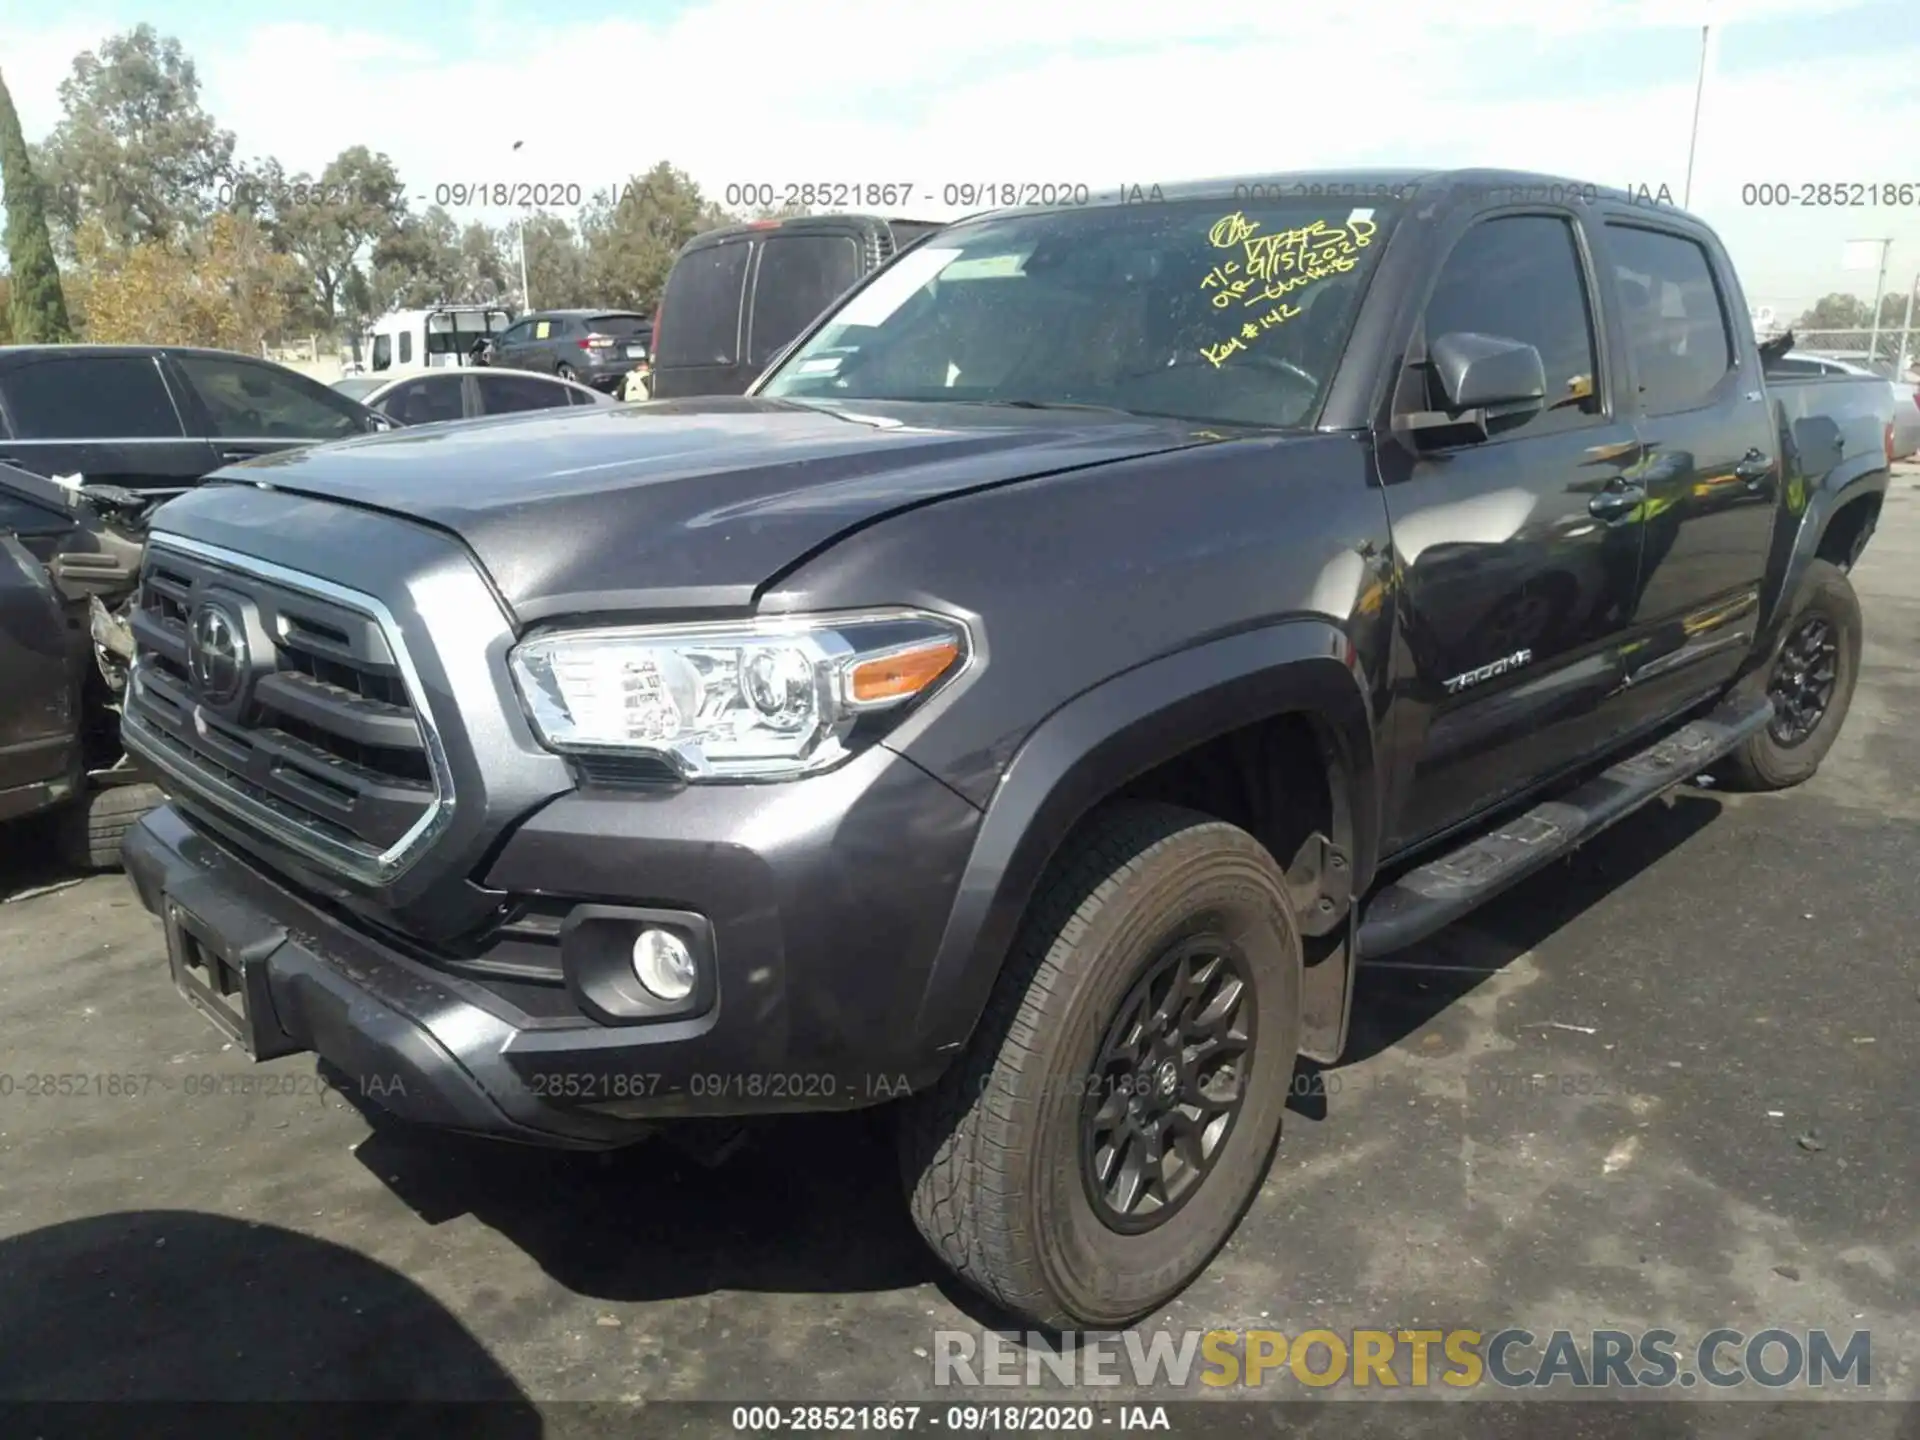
[1716,559,1862,791]
[898,802,1301,1329]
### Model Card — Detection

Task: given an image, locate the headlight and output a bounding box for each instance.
[508,609,971,780]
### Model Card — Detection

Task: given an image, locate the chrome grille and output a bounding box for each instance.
[122,537,453,883]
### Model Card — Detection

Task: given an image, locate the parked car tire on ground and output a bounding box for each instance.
[56,781,166,871]
[899,803,1301,1330]
[1715,559,1863,791]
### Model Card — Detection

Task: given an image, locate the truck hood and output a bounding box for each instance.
[209,396,1215,622]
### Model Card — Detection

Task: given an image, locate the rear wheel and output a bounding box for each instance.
[556,363,577,382]
[898,802,1301,1329]
[1716,559,1862,791]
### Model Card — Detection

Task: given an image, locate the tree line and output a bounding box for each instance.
[0,25,801,351]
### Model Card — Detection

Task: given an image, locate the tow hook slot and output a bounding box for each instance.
[1286,832,1351,937]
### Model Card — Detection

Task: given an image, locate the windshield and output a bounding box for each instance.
[759,199,1394,428]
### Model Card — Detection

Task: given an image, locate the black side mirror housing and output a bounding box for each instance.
[1401,331,1548,439]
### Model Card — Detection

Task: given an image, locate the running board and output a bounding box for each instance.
[1357,694,1773,960]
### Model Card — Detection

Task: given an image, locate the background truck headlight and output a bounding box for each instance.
[508,609,971,780]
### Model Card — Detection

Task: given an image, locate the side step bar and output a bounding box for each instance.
[1357,694,1773,960]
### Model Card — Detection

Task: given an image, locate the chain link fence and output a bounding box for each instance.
[1751,324,1920,378]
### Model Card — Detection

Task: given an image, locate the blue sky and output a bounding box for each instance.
[7,0,1920,316]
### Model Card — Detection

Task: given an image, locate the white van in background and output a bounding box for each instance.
[354,306,513,380]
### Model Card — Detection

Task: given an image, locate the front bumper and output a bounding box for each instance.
[124,740,983,1149]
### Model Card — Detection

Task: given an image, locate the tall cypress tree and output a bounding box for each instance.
[0,66,74,343]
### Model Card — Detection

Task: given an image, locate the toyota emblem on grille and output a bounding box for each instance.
[187,601,247,705]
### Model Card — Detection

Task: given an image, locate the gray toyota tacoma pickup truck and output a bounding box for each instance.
[120,169,1890,1329]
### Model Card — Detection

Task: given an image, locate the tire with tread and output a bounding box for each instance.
[1716,559,1861,792]
[897,801,1302,1330]
[57,783,163,871]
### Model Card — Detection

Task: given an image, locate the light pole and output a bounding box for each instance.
[1683,24,1711,209]
[512,141,533,313]
[1896,272,1918,379]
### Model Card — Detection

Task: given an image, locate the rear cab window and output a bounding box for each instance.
[0,355,186,439]
[655,242,751,367]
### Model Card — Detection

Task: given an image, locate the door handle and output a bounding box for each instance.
[1733,448,1774,487]
[218,449,253,463]
[1588,479,1646,519]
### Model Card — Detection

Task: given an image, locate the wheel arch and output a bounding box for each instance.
[1752,464,1887,671]
[909,619,1381,1068]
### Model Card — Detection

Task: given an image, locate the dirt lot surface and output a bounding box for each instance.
[2,474,1915,1432]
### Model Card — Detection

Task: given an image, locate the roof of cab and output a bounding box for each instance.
[963,167,1696,223]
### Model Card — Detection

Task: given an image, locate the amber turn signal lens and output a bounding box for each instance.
[849,640,961,704]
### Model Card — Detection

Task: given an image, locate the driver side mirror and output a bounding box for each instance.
[1401,331,1546,440]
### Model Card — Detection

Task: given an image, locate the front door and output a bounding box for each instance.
[1380,210,1647,852]
[167,353,375,466]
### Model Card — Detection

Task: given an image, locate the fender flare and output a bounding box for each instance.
[1756,461,1888,665]
[908,619,1380,1063]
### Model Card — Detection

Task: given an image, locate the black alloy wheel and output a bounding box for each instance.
[1767,614,1840,748]
[1082,937,1256,1234]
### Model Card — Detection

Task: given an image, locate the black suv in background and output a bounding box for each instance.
[648,213,943,398]
[0,345,386,496]
[485,310,652,393]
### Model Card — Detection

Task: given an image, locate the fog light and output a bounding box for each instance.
[632,928,696,1002]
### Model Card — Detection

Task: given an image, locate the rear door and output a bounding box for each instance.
[1600,220,1780,717]
[167,351,377,465]
[745,229,866,380]
[651,238,754,398]
[473,371,577,415]
[0,352,216,495]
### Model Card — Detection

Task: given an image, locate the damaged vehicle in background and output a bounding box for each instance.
[0,345,390,866]
[0,461,162,866]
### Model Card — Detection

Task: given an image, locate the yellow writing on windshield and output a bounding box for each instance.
[1197,210,1374,368]
[1201,301,1303,368]
[1209,211,1261,248]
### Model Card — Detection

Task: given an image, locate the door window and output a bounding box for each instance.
[497,321,534,347]
[655,242,751,367]
[1605,226,1735,416]
[749,234,864,366]
[174,355,368,441]
[476,373,573,414]
[372,334,392,372]
[1422,215,1603,439]
[379,376,466,425]
[0,356,186,439]
[399,331,414,365]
